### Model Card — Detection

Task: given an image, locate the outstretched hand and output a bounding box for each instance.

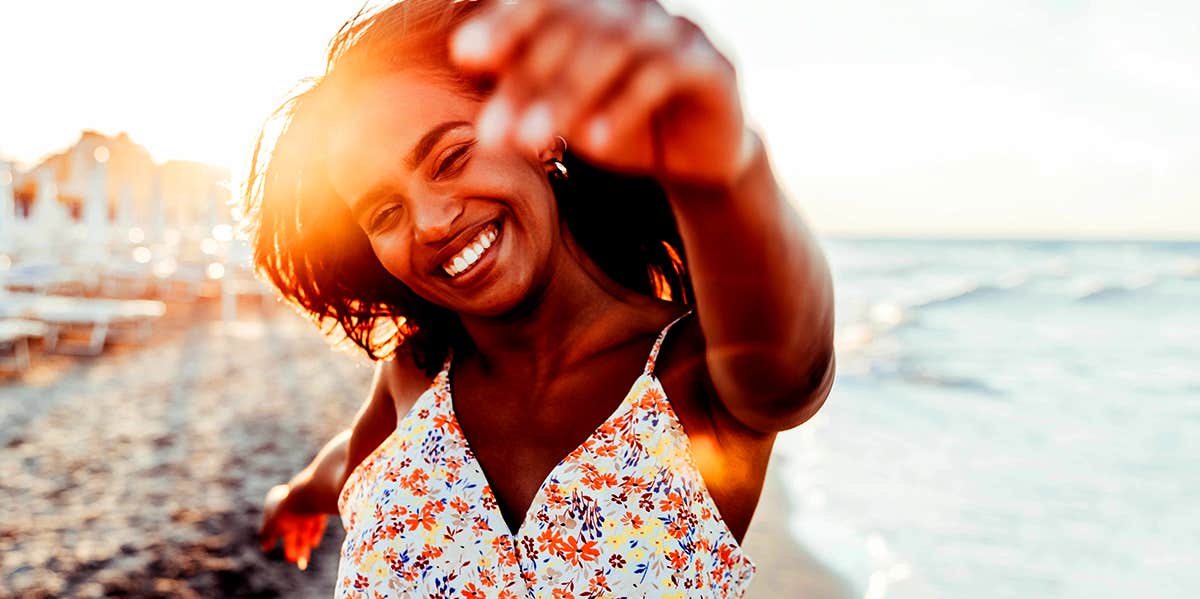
[451,0,756,188]
[259,484,327,571]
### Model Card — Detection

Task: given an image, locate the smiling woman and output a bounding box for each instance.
[245,0,835,597]
[244,1,691,374]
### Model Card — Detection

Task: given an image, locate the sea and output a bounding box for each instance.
[774,239,1199,599]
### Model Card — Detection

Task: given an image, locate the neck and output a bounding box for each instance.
[455,235,663,379]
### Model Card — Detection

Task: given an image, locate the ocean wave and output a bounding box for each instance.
[1075,275,1159,302]
[898,370,1003,396]
[835,302,913,356]
[912,273,1030,309]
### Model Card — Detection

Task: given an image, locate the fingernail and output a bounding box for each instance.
[639,7,675,39]
[298,556,308,571]
[451,19,492,62]
[587,118,610,150]
[477,96,512,147]
[517,102,553,150]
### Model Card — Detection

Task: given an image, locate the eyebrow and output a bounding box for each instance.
[350,120,473,220]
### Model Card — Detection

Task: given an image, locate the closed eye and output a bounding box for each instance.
[433,142,474,180]
[368,204,403,232]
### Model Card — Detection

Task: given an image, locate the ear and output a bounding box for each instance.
[537,135,567,168]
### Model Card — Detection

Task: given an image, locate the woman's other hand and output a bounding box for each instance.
[259,483,328,570]
[451,0,755,188]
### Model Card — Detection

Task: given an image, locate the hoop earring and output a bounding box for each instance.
[550,159,568,181]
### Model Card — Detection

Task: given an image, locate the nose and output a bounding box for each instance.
[409,190,465,247]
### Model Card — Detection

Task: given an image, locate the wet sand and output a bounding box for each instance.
[1,299,849,598]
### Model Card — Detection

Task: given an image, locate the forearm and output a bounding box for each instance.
[285,429,351,515]
[665,133,835,428]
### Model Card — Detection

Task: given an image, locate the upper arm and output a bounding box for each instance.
[341,356,427,491]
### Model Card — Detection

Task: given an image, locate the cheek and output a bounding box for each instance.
[368,233,416,283]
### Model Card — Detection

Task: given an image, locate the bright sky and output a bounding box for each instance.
[1,0,1196,238]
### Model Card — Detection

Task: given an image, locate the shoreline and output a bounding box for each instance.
[743,457,855,599]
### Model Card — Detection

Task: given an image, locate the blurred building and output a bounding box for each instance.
[12,131,230,232]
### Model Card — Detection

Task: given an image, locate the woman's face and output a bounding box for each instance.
[325,70,560,317]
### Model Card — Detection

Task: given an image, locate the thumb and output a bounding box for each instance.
[259,518,278,552]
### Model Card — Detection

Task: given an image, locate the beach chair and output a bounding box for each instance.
[0,318,48,372]
[2,293,167,356]
[3,262,86,295]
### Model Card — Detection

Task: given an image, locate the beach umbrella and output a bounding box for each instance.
[84,154,110,260]
[206,182,220,234]
[117,182,135,233]
[29,169,67,251]
[150,170,166,244]
[0,163,14,254]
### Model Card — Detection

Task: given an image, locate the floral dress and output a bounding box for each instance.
[336,311,755,598]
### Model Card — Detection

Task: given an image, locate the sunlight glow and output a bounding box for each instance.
[1,0,1196,238]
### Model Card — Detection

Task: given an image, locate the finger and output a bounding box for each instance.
[549,7,685,137]
[475,78,530,150]
[451,0,564,72]
[509,19,580,149]
[294,535,307,569]
[580,32,730,155]
[302,516,323,549]
[284,529,299,563]
[311,515,328,545]
[258,519,277,552]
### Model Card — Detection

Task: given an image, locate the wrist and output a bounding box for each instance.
[283,473,322,514]
[662,127,771,205]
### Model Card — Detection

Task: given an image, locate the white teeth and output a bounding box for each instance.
[442,223,500,277]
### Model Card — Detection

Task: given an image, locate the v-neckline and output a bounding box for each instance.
[439,357,653,539]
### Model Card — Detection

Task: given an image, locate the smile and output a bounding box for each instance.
[442,221,499,278]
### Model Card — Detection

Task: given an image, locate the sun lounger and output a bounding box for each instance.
[0,318,48,372]
[3,262,86,295]
[0,293,166,356]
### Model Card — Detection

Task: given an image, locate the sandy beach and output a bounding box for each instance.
[1,298,850,598]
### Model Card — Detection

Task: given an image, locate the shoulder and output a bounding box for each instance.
[344,352,435,485]
[378,351,436,416]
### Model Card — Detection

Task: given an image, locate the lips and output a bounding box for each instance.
[432,218,502,279]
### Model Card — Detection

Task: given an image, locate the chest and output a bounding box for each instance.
[450,345,653,533]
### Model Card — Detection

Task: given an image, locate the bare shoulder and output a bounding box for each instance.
[343,353,435,488]
[379,352,436,416]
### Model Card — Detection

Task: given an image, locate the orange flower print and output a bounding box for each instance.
[621,511,644,528]
[460,583,486,599]
[404,509,435,531]
[537,527,563,553]
[558,535,600,566]
[667,518,689,539]
[638,386,665,410]
[659,491,685,512]
[479,568,496,587]
[581,470,618,491]
[588,573,611,595]
[667,550,689,570]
